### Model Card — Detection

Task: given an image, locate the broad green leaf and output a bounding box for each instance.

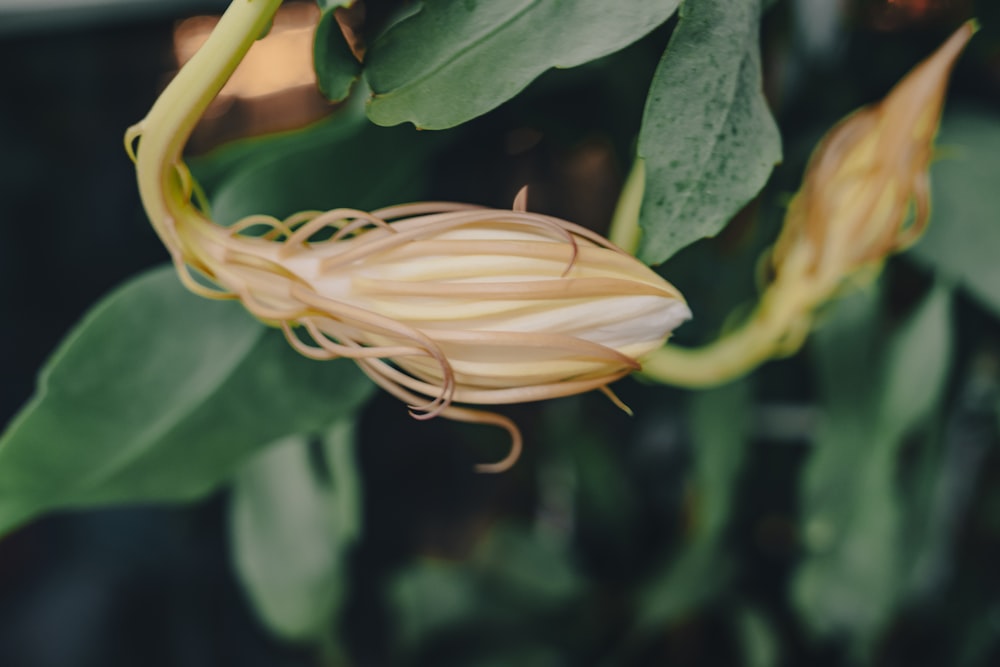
[910,107,1000,317]
[314,0,361,102]
[191,95,445,225]
[364,0,680,129]
[793,284,953,647]
[637,381,750,630]
[231,420,360,642]
[637,0,781,264]
[0,268,374,535]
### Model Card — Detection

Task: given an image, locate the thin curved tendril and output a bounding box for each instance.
[289,284,458,416]
[354,358,523,473]
[299,318,427,361]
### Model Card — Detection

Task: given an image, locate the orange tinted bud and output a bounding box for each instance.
[771,21,975,292]
[642,22,975,390]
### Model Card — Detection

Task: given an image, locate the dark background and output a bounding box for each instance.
[1,1,999,666]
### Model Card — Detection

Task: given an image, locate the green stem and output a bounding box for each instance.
[132,0,283,242]
[607,158,644,255]
[640,284,811,388]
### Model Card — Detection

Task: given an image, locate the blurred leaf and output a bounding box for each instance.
[637,0,781,264]
[689,381,751,539]
[957,607,1000,667]
[905,353,998,601]
[541,397,640,557]
[231,420,360,642]
[637,381,750,629]
[735,604,781,667]
[460,646,563,667]
[316,0,353,11]
[391,524,584,652]
[393,563,481,649]
[476,523,582,601]
[637,540,732,629]
[314,1,362,102]
[0,268,374,535]
[910,107,1000,317]
[364,0,679,129]
[811,284,882,421]
[795,445,902,643]
[191,95,446,225]
[794,283,953,645]
[877,282,953,439]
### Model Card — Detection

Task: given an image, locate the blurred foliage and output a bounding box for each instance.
[231,421,361,648]
[793,282,953,654]
[1,0,1000,666]
[911,106,1000,316]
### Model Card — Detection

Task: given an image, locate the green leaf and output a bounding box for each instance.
[391,524,583,651]
[0,268,374,535]
[876,284,953,440]
[637,540,732,630]
[392,563,481,649]
[637,0,781,264]
[688,380,751,540]
[314,1,361,101]
[316,0,353,9]
[540,397,641,554]
[909,107,1000,317]
[191,95,446,226]
[231,419,361,643]
[735,605,781,667]
[637,381,750,630]
[793,283,953,647]
[364,0,680,129]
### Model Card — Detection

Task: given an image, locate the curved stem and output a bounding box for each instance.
[640,282,811,388]
[132,0,283,243]
[608,158,645,255]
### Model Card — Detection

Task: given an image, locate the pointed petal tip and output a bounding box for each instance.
[512,186,529,212]
[665,299,693,332]
[913,18,977,81]
[941,18,978,59]
[877,18,976,140]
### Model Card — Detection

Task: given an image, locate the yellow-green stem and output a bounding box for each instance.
[640,282,811,388]
[132,0,283,244]
[608,158,645,255]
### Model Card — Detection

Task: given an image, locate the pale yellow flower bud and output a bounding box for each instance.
[127,0,690,470]
[164,194,689,470]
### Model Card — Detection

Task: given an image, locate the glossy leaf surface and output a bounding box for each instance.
[364,0,679,129]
